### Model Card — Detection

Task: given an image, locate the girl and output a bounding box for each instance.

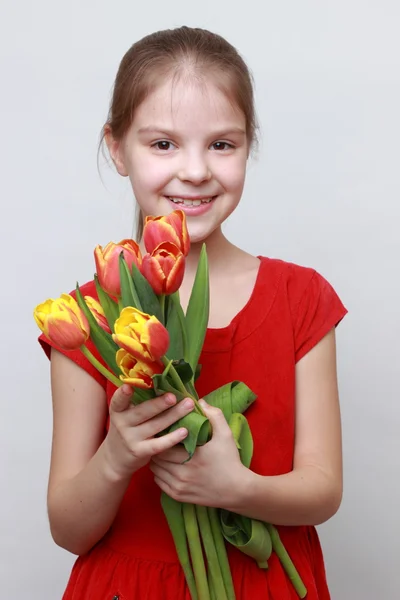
[39,26,347,599]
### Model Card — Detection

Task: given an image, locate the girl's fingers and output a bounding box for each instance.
[143,427,189,456]
[125,394,191,427]
[109,384,133,413]
[137,398,194,438]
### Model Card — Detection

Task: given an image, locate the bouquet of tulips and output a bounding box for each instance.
[34,210,306,600]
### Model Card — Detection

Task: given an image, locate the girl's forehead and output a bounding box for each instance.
[132,76,245,132]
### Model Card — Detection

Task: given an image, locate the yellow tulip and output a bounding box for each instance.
[112,307,169,365]
[34,294,90,350]
[116,349,163,388]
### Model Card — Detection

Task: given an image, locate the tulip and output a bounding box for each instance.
[116,349,163,387]
[143,209,190,256]
[94,239,142,297]
[84,296,111,333]
[141,242,185,296]
[34,294,90,351]
[112,306,169,365]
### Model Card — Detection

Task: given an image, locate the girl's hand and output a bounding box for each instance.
[103,385,195,481]
[150,400,249,509]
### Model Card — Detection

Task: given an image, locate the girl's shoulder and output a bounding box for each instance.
[257,256,348,361]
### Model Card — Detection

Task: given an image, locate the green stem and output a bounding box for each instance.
[208,508,236,599]
[80,345,121,388]
[161,494,198,600]
[196,506,228,600]
[266,524,307,598]
[159,294,166,324]
[208,570,216,600]
[183,503,210,600]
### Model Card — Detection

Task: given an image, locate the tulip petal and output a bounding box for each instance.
[141,255,166,295]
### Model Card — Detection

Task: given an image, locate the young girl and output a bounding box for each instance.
[39,26,347,599]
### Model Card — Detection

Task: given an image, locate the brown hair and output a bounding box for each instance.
[101,26,258,240]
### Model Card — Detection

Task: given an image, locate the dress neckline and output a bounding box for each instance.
[202,256,276,353]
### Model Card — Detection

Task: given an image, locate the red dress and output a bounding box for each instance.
[39,257,347,600]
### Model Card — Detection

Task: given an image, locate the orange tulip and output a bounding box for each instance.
[84,296,111,333]
[94,239,142,297]
[34,294,90,350]
[116,349,163,388]
[112,307,169,365]
[141,242,185,296]
[143,209,190,256]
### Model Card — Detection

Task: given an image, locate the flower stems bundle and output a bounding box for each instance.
[33,210,306,599]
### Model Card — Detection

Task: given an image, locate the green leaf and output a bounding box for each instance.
[172,359,194,384]
[228,413,253,468]
[204,381,257,421]
[165,291,187,360]
[165,297,184,359]
[194,363,202,381]
[169,412,210,458]
[132,387,155,405]
[220,510,272,569]
[131,262,163,323]
[94,275,119,332]
[119,253,142,310]
[152,373,188,403]
[184,244,209,374]
[75,283,120,376]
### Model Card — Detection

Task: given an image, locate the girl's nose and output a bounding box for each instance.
[177,152,211,184]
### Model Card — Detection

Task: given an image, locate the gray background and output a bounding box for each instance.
[1,1,399,598]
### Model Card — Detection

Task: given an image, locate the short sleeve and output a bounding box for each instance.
[37,280,107,389]
[293,270,348,363]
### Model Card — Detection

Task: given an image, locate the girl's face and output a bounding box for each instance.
[110,76,248,244]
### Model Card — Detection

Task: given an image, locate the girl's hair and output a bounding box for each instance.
[101,26,258,240]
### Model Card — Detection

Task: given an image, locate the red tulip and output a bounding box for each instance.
[143,210,190,256]
[141,242,185,296]
[94,239,142,297]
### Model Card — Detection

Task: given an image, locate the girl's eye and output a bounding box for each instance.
[211,141,234,151]
[152,141,174,151]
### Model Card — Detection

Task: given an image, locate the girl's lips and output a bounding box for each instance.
[165,196,216,216]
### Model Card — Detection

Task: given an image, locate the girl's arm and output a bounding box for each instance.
[228,328,343,526]
[151,328,342,527]
[47,350,130,556]
[47,350,193,556]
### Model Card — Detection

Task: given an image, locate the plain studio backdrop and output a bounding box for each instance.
[1,1,399,598]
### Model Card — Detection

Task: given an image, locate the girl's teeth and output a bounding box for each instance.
[169,197,213,205]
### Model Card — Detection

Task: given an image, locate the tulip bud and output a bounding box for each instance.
[112,307,169,365]
[143,209,190,256]
[116,349,163,388]
[34,294,90,351]
[141,242,185,296]
[84,296,111,333]
[94,239,142,297]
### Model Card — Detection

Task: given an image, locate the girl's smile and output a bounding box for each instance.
[109,76,248,243]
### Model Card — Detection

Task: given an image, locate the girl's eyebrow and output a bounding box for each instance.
[137,125,246,137]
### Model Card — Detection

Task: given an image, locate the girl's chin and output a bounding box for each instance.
[186,221,220,245]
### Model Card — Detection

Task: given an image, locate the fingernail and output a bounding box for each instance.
[184,398,194,409]
[122,385,132,396]
[177,428,188,438]
[198,399,206,407]
[165,394,176,405]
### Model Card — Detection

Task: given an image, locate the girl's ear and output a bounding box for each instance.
[104,125,129,177]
